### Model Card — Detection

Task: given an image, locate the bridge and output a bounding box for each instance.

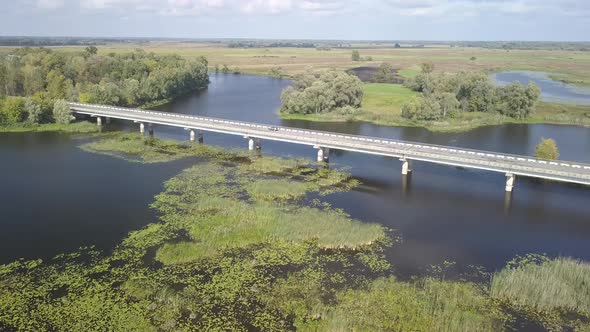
[68,102,590,192]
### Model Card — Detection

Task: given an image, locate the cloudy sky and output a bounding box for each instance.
[1,0,589,41]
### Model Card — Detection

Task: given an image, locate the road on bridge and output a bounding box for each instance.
[69,102,590,190]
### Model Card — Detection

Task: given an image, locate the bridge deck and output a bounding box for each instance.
[69,102,590,186]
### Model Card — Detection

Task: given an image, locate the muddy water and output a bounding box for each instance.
[2,73,590,276]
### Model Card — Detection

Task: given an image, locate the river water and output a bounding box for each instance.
[2,73,590,276]
[492,70,590,105]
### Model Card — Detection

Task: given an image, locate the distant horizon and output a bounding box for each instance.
[1,36,590,44]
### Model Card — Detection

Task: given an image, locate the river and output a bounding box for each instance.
[1,73,590,277]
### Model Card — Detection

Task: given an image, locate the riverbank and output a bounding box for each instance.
[281,83,590,132]
[1,133,589,331]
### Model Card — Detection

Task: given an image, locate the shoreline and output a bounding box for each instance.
[280,102,590,133]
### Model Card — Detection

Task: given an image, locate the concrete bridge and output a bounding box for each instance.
[68,102,590,192]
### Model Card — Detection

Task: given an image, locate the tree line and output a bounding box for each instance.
[0,47,209,126]
[280,70,364,115]
[401,63,541,121]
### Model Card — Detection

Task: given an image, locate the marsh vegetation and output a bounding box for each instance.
[1,133,589,331]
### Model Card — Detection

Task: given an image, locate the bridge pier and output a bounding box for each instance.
[315,146,330,163]
[189,129,196,142]
[505,173,516,192]
[105,117,111,125]
[247,137,261,151]
[96,116,102,126]
[401,159,413,175]
[139,123,145,134]
[148,124,154,137]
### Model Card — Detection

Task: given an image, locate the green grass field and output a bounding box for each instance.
[362,83,417,117]
[6,42,589,86]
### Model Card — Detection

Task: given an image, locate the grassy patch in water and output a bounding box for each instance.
[153,161,382,265]
[491,256,590,314]
[80,132,237,163]
[246,179,309,202]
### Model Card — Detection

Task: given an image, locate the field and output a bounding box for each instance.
[6,42,589,84]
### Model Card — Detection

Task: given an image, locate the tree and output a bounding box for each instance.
[535,138,560,160]
[85,46,98,55]
[420,62,435,74]
[0,97,26,124]
[372,63,395,83]
[401,96,443,121]
[394,43,401,48]
[24,97,42,124]
[433,92,460,118]
[351,50,361,62]
[496,82,540,119]
[47,70,66,99]
[280,70,363,115]
[53,99,72,124]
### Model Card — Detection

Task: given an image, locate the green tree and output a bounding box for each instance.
[53,99,72,124]
[47,70,66,99]
[372,63,395,83]
[496,82,540,119]
[535,138,560,160]
[351,50,361,62]
[420,62,435,74]
[85,46,98,55]
[280,71,363,115]
[0,97,26,124]
[434,92,460,118]
[24,97,42,124]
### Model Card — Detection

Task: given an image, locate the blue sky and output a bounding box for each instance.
[1,0,589,41]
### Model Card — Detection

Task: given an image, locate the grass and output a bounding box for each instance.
[317,277,505,332]
[0,121,99,134]
[153,161,382,265]
[361,83,418,117]
[80,132,237,163]
[246,179,309,202]
[491,257,590,314]
[39,43,590,87]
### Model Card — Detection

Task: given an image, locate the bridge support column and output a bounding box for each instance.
[247,137,261,151]
[105,117,111,125]
[96,116,102,126]
[401,159,412,175]
[189,129,196,142]
[198,130,203,143]
[139,123,145,134]
[505,173,516,192]
[315,146,330,163]
[148,124,154,137]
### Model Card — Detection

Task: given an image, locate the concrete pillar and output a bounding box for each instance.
[198,130,203,143]
[316,147,330,163]
[139,123,145,134]
[148,124,154,137]
[105,117,111,125]
[248,137,255,151]
[317,148,324,162]
[96,116,102,126]
[256,138,262,150]
[402,173,412,198]
[401,159,412,175]
[189,129,196,142]
[505,173,516,192]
